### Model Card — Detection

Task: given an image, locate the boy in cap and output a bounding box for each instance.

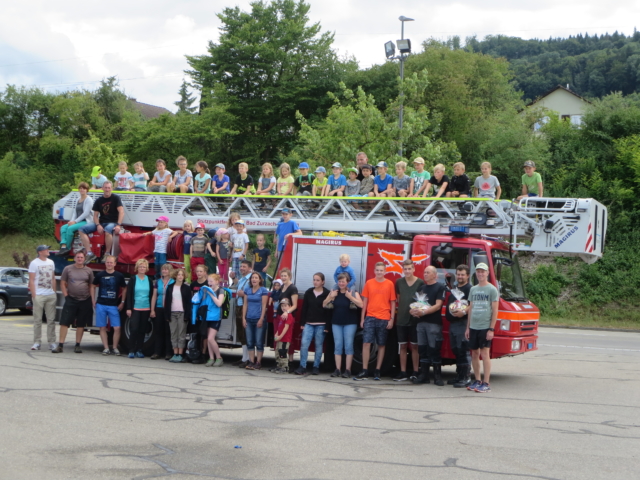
[28,245,57,351]
[465,263,499,393]
[345,168,361,196]
[274,208,301,258]
[91,166,108,190]
[212,163,230,194]
[408,157,430,197]
[325,162,347,196]
[371,161,394,197]
[230,219,250,282]
[294,162,315,196]
[189,223,208,281]
[517,161,543,201]
[311,167,327,196]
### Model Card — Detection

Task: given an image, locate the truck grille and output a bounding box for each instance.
[521,321,537,331]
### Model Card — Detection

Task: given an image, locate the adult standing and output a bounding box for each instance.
[393,260,424,381]
[410,266,446,386]
[232,260,253,368]
[93,255,127,355]
[325,273,363,378]
[58,182,94,256]
[79,181,124,264]
[295,273,330,376]
[29,245,57,351]
[150,263,174,360]
[277,268,299,370]
[446,265,473,388]
[164,269,192,363]
[355,152,376,181]
[242,272,269,370]
[125,259,154,358]
[53,251,94,353]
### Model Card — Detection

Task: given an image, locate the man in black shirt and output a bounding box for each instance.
[355,151,376,181]
[446,264,472,387]
[410,265,446,385]
[79,181,124,264]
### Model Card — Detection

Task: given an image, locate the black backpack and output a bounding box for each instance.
[186,333,203,362]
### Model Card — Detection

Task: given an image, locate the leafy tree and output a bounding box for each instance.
[174,80,197,114]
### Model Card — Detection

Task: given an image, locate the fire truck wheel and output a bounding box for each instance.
[322,331,336,373]
[121,313,155,357]
[351,328,397,375]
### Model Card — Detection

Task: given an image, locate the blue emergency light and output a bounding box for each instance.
[449,225,469,237]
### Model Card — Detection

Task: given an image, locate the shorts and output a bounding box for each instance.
[59,296,93,328]
[95,303,122,328]
[362,316,389,346]
[396,324,418,345]
[469,328,492,350]
[207,320,221,331]
[81,223,117,235]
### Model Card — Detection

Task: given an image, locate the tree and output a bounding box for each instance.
[174,80,197,114]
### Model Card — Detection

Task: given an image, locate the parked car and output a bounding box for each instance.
[0,267,32,315]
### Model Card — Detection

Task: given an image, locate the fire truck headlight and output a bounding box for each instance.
[500,320,511,331]
[511,340,521,351]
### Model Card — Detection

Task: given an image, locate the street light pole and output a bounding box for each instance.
[397,16,413,158]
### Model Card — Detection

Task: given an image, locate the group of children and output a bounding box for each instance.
[90,156,544,202]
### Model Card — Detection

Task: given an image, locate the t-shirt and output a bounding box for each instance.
[522,172,542,194]
[61,265,94,300]
[191,236,207,258]
[357,165,377,181]
[275,220,300,252]
[194,173,211,193]
[331,291,359,326]
[190,280,207,295]
[474,175,500,198]
[362,278,397,321]
[395,277,425,327]
[327,174,347,191]
[28,258,55,296]
[275,313,295,343]
[294,174,315,194]
[92,175,108,188]
[217,240,230,260]
[374,174,394,193]
[153,171,172,185]
[410,170,431,194]
[469,283,499,329]
[132,172,148,190]
[174,169,193,187]
[114,171,133,190]
[207,237,217,257]
[414,282,446,325]
[449,174,471,195]
[213,174,230,192]
[312,177,328,192]
[258,176,276,194]
[243,286,269,319]
[252,247,270,272]
[183,232,196,255]
[359,176,374,195]
[393,175,410,192]
[231,232,249,258]
[234,174,254,194]
[345,179,361,196]
[152,228,173,254]
[92,194,123,224]
[277,284,299,315]
[133,275,151,310]
[428,175,450,195]
[93,270,126,306]
[446,282,472,323]
[171,286,184,312]
[277,176,295,195]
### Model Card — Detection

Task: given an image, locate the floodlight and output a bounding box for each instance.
[384,41,396,59]
[397,39,411,54]
[399,16,415,22]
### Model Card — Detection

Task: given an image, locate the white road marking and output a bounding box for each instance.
[539,344,640,352]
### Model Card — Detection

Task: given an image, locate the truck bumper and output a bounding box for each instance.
[492,335,538,358]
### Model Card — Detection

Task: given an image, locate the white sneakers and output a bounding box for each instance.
[49,343,57,351]
[31,343,40,351]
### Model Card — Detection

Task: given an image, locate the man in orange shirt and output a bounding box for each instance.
[354,262,396,381]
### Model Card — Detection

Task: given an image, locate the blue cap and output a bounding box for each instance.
[207,228,218,238]
[299,162,310,169]
[376,161,388,168]
[282,208,291,214]
[315,166,326,174]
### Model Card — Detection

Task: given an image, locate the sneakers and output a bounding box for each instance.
[475,382,491,393]
[409,371,418,381]
[253,362,261,370]
[237,360,250,368]
[74,346,82,354]
[331,369,341,377]
[84,252,96,265]
[341,369,351,379]
[373,369,381,381]
[31,343,41,351]
[245,362,255,370]
[354,370,369,381]
[294,366,307,376]
[49,343,58,351]
[180,356,188,363]
[150,354,161,360]
[102,348,111,355]
[56,247,70,257]
[467,380,482,391]
[135,351,144,358]
[205,359,214,367]
[113,348,121,356]
[312,367,320,375]
[101,253,110,263]
[128,352,135,359]
[52,345,63,354]
[213,358,224,367]
[274,367,288,374]
[412,368,430,384]
[393,371,409,382]
[169,355,180,363]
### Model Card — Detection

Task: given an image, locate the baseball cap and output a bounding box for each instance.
[196,223,205,229]
[299,162,310,169]
[234,219,245,225]
[36,245,51,253]
[331,162,342,168]
[376,161,388,168]
[156,216,169,222]
[91,166,102,177]
[361,164,373,171]
[215,163,225,170]
[282,208,291,214]
[347,167,358,174]
[413,157,425,164]
[217,228,228,235]
[315,166,326,174]
[273,279,283,286]
[475,263,489,271]
[207,228,218,238]
[523,160,536,168]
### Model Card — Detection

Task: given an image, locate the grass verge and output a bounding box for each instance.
[0,233,58,268]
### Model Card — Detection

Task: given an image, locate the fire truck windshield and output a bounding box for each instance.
[492,250,528,302]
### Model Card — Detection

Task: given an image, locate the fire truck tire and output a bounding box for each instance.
[121,313,155,356]
[351,328,398,375]
[322,330,336,372]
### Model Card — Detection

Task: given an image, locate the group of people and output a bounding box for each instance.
[29,236,498,391]
[89,153,544,202]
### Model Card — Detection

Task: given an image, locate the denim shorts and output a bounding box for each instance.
[81,222,117,235]
[362,316,389,346]
[95,303,121,327]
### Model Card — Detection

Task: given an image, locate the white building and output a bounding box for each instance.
[527,85,591,130]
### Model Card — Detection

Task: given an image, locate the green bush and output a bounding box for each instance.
[523,264,570,315]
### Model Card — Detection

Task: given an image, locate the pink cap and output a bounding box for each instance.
[156,216,169,222]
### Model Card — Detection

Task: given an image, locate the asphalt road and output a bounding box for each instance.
[1,311,639,480]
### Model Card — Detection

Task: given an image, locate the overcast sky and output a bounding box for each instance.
[1,0,638,112]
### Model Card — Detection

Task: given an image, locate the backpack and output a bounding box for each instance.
[221,288,231,319]
[186,333,202,362]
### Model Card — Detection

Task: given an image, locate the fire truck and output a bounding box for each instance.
[52,191,607,372]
